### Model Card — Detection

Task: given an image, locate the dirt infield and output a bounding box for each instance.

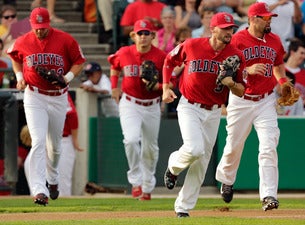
[1,209,305,221]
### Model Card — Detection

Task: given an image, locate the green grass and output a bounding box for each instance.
[1,197,305,224]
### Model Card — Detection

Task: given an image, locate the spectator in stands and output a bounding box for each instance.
[174,0,201,30]
[198,0,243,14]
[152,6,176,53]
[97,0,113,44]
[80,62,119,117]
[0,39,8,87]
[191,6,215,38]
[0,4,17,61]
[120,0,166,37]
[31,0,65,23]
[57,93,84,196]
[257,0,302,51]
[284,38,305,110]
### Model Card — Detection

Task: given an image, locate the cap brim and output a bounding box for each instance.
[218,24,239,28]
[31,23,50,29]
[259,13,278,17]
[134,28,152,33]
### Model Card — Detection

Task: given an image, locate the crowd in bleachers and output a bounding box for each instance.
[99,0,305,116]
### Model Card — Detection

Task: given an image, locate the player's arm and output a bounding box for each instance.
[11,60,26,90]
[162,58,178,103]
[273,63,289,84]
[64,63,85,84]
[110,69,121,104]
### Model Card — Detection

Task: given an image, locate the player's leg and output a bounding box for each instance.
[119,96,143,195]
[23,89,49,197]
[175,105,221,215]
[215,94,255,186]
[254,95,279,203]
[140,103,161,196]
[45,94,67,187]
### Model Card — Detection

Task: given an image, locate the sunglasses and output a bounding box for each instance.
[2,14,16,20]
[255,15,272,22]
[136,30,151,36]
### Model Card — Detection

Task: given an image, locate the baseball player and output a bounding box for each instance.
[57,93,84,196]
[108,19,169,201]
[215,2,289,211]
[7,7,85,205]
[162,12,245,217]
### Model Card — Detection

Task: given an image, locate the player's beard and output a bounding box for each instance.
[264,26,271,34]
[222,35,231,44]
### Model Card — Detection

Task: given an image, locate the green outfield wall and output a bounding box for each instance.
[89,117,305,191]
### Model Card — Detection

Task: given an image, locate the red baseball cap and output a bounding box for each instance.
[210,12,238,28]
[133,19,153,33]
[248,2,278,17]
[30,7,50,29]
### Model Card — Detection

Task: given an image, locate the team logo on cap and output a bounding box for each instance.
[224,14,232,23]
[140,20,148,28]
[264,3,270,12]
[36,14,44,24]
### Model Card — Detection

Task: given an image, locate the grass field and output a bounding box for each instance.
[1,195,305,224]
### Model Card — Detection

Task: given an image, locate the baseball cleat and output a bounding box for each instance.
[139,193,151,201]
[262,196,279,211]
[47,184,59,200]
[131,186,142,198]
[176,212,190,218]
[221,183,233,203]
[164,168,177,190]
[34,193,48,206]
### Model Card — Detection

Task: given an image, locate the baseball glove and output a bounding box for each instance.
[277,82,300,106]
[35,66,66,88]
[216,55,241,86]
[140,60,159,91]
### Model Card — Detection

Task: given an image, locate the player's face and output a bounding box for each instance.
[134,30,154,47]
[215,26,234,44]
[33,28,49,40]
[254,16,272,33]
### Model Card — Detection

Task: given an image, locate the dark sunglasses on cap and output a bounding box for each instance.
[2,14,16,20]
[136,30,151,36]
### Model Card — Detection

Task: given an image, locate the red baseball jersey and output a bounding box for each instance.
[231,29,285,95]
[108,44,166,99]
[7,28,86,90]
[62,94,78,137]
[120,1,166,30]
[163,37,246,106]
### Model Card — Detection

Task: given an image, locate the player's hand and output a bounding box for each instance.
[221,76,235,87]
[162,88,177,103]
[16,80,26,90]
[112,88,121,104]
[246,63,267,76]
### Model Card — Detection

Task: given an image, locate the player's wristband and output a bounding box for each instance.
[64,71,74,83]
[278,77,288,85]
[15,71,24,82]
[111,76,119,89]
